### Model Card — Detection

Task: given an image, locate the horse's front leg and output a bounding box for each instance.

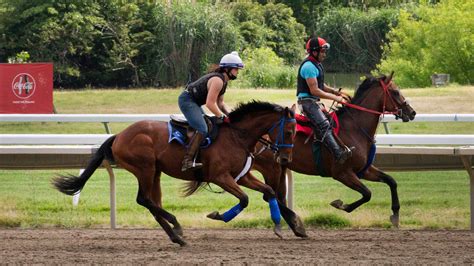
[330,171,372,213]
[206,174,249,223]
[254,160,308,238]
[237,172,284,239]
[361,165,400,228]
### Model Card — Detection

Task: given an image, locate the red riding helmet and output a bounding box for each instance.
[306,37,330,53]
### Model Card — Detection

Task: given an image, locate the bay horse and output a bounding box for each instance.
[251,72,416,235]
[53,101,297,246]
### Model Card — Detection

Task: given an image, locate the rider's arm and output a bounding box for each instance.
[322,83,340,96]
[206,77,226,117]
[306,77,344,102]
[217,95,231,116]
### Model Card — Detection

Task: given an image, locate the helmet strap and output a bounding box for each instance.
[308,52,320,63]
[226,68,237,80]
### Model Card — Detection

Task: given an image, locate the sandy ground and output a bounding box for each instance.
[1,228,473,264]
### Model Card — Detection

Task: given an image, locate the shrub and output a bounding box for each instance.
[377,0,473,87]
[236,47,296,88]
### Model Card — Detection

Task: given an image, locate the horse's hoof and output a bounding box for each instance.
[330,199,344,209]
[173,226,184,237]
[390,214,400,228]
[293,216,308,238]
[273,224,283,239]
[206,211,221,220]
[172,237,187,247]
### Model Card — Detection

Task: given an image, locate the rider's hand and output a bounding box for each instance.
[336,95,349,103]
[216,114,230,124]
[337,88,351,102]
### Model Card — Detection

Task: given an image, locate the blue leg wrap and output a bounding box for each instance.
[269,198,281,224]
[221,203,243,223]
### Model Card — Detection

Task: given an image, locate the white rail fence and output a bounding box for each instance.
[1,114,473,230]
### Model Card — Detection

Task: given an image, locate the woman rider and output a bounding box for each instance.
[178,51,244,171]
[297,37,353,164]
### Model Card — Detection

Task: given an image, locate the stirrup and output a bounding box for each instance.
[181,158,203,172]
[336,146,354,164]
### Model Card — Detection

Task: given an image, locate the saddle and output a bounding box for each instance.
[168,115,220,148]
[295,111,340,137]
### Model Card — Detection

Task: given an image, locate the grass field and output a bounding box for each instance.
[0,169,469,229]
[0,85,473,229]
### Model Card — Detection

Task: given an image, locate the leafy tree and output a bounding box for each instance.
[230,1,306,64]
[147,2,240,86]
[262,3,306,64]
[0,0,104,86]
[316,7,399,73]
[377,0,473,87]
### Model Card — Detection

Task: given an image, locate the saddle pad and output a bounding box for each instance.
[167,122,212,148]
[312,142,329,177]
[356,143,376,178]
[296,112,340,136]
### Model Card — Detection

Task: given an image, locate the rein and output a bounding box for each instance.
[339,80,402,116]
[338,79,405,144]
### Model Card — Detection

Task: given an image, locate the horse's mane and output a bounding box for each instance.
[229,100,284,123]
[335,74,386,115]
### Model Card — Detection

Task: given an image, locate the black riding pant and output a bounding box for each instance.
[298,98,331,141]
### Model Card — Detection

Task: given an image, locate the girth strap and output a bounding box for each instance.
[234,156,253,182]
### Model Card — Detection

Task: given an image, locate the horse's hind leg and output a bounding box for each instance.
[122,159,185,246]
[149,170,184,237]
[362,165,400,227]
[136,186,186,246]
[331,171,372,213]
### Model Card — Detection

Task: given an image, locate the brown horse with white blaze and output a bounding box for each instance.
[251,73,416,234]
[53,101,297,246]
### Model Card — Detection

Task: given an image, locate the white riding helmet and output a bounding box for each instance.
[219,51,244,69]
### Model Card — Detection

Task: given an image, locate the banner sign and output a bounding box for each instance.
[0,63,53,114]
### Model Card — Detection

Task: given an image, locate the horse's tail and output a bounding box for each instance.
[182,180,207,197]
[52,135,116,195]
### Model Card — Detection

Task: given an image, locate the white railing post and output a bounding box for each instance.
[72,169,84,206]
[460,155,473,231]
[103,161,116,229]
[286,169,294,210]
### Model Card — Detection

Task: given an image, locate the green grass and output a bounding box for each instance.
[1,86,473,134]
[0,169,469,229]
[0,85,472,229]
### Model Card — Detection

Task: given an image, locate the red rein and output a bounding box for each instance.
[339,80,399,116]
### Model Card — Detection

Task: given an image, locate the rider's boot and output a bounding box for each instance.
[181,132,205,171]
[324,133,354,164]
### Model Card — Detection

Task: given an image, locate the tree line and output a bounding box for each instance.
[0,0,471,88]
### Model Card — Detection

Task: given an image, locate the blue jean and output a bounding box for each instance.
[178,91,208,135]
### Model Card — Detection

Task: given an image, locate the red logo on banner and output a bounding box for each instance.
[12,73,36,99]
[0,63,53,114]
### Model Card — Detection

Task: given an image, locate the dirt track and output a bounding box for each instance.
[1,228,473,264]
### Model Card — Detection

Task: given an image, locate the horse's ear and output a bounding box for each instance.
[285,105,296,118]
[386,71,395,83]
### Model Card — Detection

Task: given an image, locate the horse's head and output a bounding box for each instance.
[350,72,416,122]
[228,101,297,166]
[379,72,416,122]
[265,104,297,165]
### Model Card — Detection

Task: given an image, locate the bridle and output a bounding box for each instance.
[256,115,296,155]
[340,79,407,119]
